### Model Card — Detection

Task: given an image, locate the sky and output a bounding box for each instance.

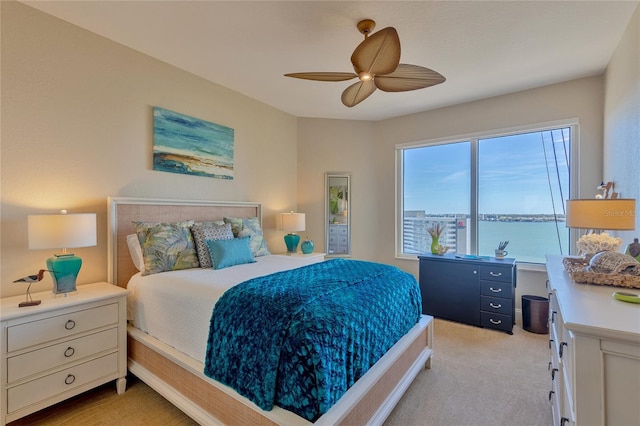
[403,128,570,215]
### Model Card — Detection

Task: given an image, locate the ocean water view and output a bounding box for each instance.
[478,220,569,263]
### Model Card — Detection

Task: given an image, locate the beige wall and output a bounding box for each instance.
[1,2,299,296]
[604,4,640,244]
[297,119,381,260]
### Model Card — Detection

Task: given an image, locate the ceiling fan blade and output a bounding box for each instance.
[351,27,401,76]
[341,80,377,107]
[284,72,357,82]
[374,64,446,92]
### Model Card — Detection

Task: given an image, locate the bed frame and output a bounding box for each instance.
[107,196,433,425]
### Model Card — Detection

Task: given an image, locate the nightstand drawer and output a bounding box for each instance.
[7,352,118,413]
[7,303,118,352]
[7,328,118,383]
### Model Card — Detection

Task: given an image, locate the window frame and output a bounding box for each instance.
[395,119,580,265]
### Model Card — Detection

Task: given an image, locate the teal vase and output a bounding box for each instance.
[301,237,314,254]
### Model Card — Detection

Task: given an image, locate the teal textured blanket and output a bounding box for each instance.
[203,258,421,421]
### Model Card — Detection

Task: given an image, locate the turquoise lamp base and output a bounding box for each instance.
[284,233,301,254]
[46,254,81,295]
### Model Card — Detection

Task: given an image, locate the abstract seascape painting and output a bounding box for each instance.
[153,107,234,179]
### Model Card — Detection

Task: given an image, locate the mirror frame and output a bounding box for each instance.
[325,172,351,258]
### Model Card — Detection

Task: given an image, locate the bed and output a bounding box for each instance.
[107,196,433,425]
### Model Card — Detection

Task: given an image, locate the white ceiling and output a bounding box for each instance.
[22,1,639,121]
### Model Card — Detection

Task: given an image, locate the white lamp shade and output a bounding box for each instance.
[280,212,305,232]
[28,213,97,250]
[565,199,636,230]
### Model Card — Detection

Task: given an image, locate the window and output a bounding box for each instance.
[397,122,575,264]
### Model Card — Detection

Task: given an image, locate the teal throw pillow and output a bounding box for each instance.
[206,237,257,270]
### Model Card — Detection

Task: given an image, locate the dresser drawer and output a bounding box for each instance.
[480,311,512,332]
[480,295,511,315]
[7,352,118,413]
[7,303,118,352]
[480,280,513,298]
[479,265,513,283]
[7,328,118,383]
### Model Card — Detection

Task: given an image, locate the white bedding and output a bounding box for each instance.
[127,254,322,363]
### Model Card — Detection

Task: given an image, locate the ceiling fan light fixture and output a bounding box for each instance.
[284,18,445,107]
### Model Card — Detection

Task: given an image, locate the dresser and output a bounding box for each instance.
[1,282,128,425]
[546,255,640,426]
[418,253,517,333]
[327,223,349,255]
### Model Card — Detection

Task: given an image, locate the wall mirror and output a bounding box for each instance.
[325,172,351,257]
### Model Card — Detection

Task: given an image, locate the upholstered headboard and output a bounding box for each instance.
[107,197,261,288]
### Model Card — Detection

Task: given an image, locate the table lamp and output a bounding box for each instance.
[280,211,305,254]
[28,210,97,295]
[565,198,636,253]
[565,199,636,230]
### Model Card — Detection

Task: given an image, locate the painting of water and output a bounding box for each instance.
[153,107,234,179]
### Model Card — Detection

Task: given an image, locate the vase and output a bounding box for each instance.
[430,237,440,254]
[301,237,314,254]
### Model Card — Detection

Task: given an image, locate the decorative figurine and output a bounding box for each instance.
[626,238,640,261]
[13,269,47,307]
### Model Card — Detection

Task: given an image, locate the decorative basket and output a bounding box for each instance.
[563,257,640,289]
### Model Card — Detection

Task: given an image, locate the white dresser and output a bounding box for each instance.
[328,223,349,255]
[1,282,128,425]
[546,256,640,426]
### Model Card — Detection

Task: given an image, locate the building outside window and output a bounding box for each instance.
[397,121,576,264]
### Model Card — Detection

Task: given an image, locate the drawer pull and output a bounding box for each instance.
[65,319,76,330]
[65,374,76,385]
[489,287,502,293]
[551,368,558,380]
[64,347,75,358]
[548,361,552,371]
[548,390,554,401]
[551,311,557,324]
[549,339,554,349]
[489,272,503,277]
[489,318,502,325]
[561,417,570,426]
[489,302,502,309]
[559,342,568,358]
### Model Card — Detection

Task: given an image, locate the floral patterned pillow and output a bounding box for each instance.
[223,216,271,257]
[134,220,199,275]
[191,222,234,268]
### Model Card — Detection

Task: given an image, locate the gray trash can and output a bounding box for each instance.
[522,295,549,334]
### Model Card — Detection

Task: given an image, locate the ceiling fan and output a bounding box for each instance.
[284,19,446,107]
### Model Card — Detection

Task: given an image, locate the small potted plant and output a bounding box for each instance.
[427,223,446,254]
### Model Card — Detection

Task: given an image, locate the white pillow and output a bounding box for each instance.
[126,233,145,272]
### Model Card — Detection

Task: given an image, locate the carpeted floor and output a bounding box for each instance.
[384,319,552,426]
[9,319,551,426]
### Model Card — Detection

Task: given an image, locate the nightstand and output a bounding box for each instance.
[274,252,326,263]
[1,282,128,425]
